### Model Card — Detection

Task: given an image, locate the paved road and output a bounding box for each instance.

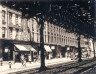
[81,65,96,74]
[9,58,96,74]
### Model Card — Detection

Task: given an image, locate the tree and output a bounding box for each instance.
[38,15,46,71]
[35,12,48,71]
[77,34,82,62]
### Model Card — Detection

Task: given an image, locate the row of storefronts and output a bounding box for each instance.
[0,39,80,62]
[0,38,94,63]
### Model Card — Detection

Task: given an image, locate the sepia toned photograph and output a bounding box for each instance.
[0,0,96,74]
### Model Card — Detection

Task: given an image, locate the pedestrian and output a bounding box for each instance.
[23,58,26,67]
[0,58,3,66]
[9,61,12,69]
[20,54,24,66]
[28,54,31,63]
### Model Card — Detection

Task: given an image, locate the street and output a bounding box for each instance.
[8,58,96,74]
[81,66,96,74]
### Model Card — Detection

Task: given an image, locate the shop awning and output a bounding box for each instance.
[51,46,55,50]
[15,44,37,52]
[15,44,29,51]
[23,45,36,52]
[44,45,52,52]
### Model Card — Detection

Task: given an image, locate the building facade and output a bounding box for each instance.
[0,4,94,62]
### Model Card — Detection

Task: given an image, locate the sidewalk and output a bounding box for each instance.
[0,58,74,74]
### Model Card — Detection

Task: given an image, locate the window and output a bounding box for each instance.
[62,38,63,43]
[64,39,65,43]
[48,35,50,43]
[32,32,34,41]
[2,27,6,38]
[60,38,61,43]
[51,33,53,35]
[15,29,19,39]
[85,42,88,45]
[37,33,38,42]
[15,15,18,25]
[9,12,12,23]
[66,37,67,44]
[32,19,34,23]
[68,37,69,44]
[70,38,71,43]
[51,36,53,43]
[45,35,46,42]
[2,10,6,24]
[2,10,5,20]
[54,37,56,43]
[32,24,34,31]
[48,32,50,35]
[9,28,12,39]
